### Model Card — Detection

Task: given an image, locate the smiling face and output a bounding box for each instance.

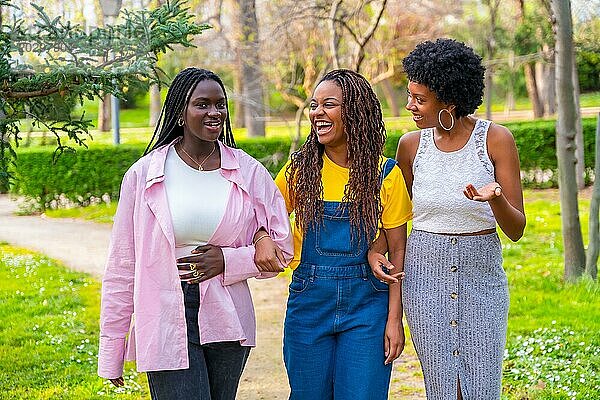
[182,79,227,142]
[309,80,345,148]
[405,81,452,129]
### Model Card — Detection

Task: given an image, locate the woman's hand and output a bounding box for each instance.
[463,182,502,202]
[368,250,403,284]
[177,244,224,284]
[109,377,124,387]
[254,234,285,273]
[384,317,405,365]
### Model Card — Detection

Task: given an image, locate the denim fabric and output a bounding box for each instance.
[146,283,250,400]
[284,264,391,400]
[284,188,393,400]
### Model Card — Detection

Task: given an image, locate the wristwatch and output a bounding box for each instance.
[494,186,502,197]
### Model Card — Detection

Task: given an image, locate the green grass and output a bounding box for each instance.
[500,190,600,399]
[4,189,600,398]
[0,245,147,399]
[44,203,117,224]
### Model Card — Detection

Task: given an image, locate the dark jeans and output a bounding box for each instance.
[146,283,251,400]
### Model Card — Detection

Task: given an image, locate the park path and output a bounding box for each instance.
[0,194,426,399]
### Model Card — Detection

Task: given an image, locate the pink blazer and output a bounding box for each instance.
[98,140,293,379]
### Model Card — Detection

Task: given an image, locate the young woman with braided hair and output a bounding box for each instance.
[98,67,293,400]
[274,69,412,399]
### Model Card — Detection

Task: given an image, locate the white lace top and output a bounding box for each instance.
[411,119,496,234]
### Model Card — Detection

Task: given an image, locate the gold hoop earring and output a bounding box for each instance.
[177,117,185,126]
[438,109,455,131]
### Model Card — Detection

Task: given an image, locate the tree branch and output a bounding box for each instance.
[2,87,60,98]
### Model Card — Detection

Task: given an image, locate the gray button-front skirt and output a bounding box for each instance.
[403,230,509,399]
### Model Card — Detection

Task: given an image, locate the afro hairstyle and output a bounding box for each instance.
[402,38,485,118]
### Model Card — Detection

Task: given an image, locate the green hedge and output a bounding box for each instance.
[10,138,292,209]
[10,117,599,209]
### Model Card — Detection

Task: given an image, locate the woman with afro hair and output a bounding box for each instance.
[274,69,413,399]
[369,39,525,399]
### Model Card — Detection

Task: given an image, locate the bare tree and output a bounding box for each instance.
[262,1,330,152]
[551,0,585,281]
[573,55,585,189]
[324,0,389,72]
[586,113,600,280]
[237,0,266,137]
[482,0,501,121]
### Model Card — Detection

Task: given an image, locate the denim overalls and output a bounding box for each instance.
[283,158,396,400]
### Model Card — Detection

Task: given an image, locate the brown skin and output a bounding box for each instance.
[401,81,524,400]
[172,79,231,285]
[399,81,525,241]
[257,80,407,363]
[310,81,348,167]
[380,225,407,364]
[302,80,407,363]
[109,80,231,388]
[253,80,350,273]
[369,80,525,399]
[253,229,286,273]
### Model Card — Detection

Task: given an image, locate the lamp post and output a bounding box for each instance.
[99,0,122,145]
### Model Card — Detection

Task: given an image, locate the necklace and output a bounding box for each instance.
[179,142,216,171]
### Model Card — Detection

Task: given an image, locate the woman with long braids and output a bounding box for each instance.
[274,69,412,399]
[97,67,292,400]
[370,39,525,399]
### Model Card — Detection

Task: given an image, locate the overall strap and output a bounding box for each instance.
[379,157,397,186]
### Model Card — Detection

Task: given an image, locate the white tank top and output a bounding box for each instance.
[164,146,232,263]
[411,119,496,234]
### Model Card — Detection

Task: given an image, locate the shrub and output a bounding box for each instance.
[11,138,292,210]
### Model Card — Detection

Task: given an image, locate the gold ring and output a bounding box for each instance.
[189,263,197,272]
[192,270,200,278]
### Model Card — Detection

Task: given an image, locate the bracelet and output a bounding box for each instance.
[253,234,270,246]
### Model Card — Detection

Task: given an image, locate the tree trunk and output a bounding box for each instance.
[585,113,600,280]
[573,55,585,190]
[0,104,8,193]
[483,0,498,121]
[329,0,341,70]
[149,84,161,127]
[535,60,546,112]
[289,102,309,156]
[524,63,545,118]
[551,0,586,281]
[237,0,265,137]
[484,67,493,121]
[504,51,516,116]
[544,44,557,115]
[233,48,246,129]
[380,78,400,117]
[98,95,111,131]
[231,1,246,129]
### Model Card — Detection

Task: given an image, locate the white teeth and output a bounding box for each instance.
[316,121,332,127]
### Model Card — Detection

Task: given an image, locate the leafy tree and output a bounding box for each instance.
[0,0,209,190]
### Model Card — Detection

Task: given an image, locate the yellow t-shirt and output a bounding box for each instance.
[274,153,412,269]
